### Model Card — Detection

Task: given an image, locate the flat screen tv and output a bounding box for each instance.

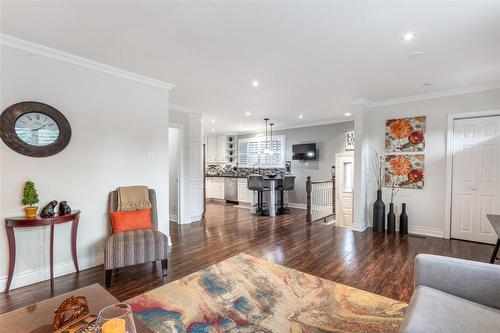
[292,143,317,160]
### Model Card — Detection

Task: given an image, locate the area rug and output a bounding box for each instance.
[127,253,407,332]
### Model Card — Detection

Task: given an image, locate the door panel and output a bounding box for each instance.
[336,153,354,228]
[451,116,500,244]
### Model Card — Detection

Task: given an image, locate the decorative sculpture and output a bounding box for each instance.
[40,200,58,218]
[52,296,89,330]
[58,201,72,215]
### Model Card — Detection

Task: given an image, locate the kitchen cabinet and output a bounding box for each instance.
[237,178,254,204]
[205,135,232,164]
[206,136,218,163]
[206,177,224,200]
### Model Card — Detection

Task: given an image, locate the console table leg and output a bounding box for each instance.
[71,217,80,272]
[50,223,55,292]
[5,226,16,292]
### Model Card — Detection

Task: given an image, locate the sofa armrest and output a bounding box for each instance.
[415,254,500,309]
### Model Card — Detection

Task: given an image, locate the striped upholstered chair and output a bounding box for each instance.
[105,189,169,287]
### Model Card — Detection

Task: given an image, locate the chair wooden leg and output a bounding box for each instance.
[105,269,112,288]
[161,259,168,276]
[490,239,500,264]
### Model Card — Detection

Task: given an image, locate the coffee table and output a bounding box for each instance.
[0,284,152,332]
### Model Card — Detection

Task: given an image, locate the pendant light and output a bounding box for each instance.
[264,118,270,155]
[269,123,274,156]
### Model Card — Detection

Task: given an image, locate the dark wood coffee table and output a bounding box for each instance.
[0,284,152,333]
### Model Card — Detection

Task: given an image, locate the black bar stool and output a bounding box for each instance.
[277,175,295,214]
[247,175,269,215]
[487,214,500,264]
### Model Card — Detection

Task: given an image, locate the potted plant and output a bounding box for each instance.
[22,181,39,218]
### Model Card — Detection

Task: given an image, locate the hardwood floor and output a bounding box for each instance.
[0,202,494,314]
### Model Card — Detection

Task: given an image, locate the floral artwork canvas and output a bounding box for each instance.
[385,116,425,152]
[385,154,424,189]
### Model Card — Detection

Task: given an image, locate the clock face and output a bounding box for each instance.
[14,112,60,146]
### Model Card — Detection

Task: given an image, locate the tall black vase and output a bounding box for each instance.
[373,190,385,233]
[399,203,408,234]
[387,203,396,234]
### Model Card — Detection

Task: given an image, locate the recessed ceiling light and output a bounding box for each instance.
[239,124,243,128]
[252,80,259,87]
[210,119,215,123]
[402,32,416,42]
[211,128,215,132]
[344,112,352,116]
[245,112,251,116]
[299,115,304,119]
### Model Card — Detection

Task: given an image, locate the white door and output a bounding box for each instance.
[451,116,500,244]
[336,152,354,227]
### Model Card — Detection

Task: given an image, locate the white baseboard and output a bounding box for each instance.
[0,252,104,291]
[288,202,307,210]
[351,224,368,232]
[408,225,444,238]
[190,214,203,223]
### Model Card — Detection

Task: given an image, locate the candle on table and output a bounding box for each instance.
[101,318,126,333]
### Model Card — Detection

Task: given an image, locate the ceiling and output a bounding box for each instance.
[1,1,499,134]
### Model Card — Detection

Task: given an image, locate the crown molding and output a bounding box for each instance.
[170,103,202,114]
[354,81,500,108]
[0,34,175,90]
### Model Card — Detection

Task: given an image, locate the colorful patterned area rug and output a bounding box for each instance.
[127,253,407,332]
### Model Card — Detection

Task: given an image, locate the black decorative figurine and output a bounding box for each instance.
[387,203,396,234]
[373,189,386,232]
[58,201,71,215]
[399,203,408,234]
[40,200,58,218]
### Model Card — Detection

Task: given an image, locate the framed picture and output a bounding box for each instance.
[384,154,424,189]
[385,116,425,152]
[345,131,355,151]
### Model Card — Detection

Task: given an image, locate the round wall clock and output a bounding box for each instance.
[0,101,71,157]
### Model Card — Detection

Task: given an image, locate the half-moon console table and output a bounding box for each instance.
[4,210,80,292]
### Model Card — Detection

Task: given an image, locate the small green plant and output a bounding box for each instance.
[22,181,39,207]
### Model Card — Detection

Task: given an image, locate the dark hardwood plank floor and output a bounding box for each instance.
[0,202,494,314]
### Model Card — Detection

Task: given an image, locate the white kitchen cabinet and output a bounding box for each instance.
[205,177,214,199]
[206,136,217,163]
[216,136,227,163]
[213,177,225,200]
[237,178,254,203]
[205,135,228,164]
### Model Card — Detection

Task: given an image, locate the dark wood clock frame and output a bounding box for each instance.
[0,101,72,157]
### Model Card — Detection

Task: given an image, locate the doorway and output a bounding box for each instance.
[168,127,181,223]
[450,115,500,244]
[336,152,354,228]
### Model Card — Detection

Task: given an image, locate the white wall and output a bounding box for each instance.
[169,108,203,224]
[359,88,500,237]
[168,127,179,221]
[0,42,171,290]
[239,121,354,206]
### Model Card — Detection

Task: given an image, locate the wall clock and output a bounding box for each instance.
[0,101,72,157]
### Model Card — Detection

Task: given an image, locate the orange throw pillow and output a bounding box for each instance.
[110,208,153,233]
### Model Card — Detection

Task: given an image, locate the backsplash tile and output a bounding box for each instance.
[206,164,289,177]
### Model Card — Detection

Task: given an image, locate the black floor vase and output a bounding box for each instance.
[373,190,385,233]
[387,203,396,234]
[400,203,408,234]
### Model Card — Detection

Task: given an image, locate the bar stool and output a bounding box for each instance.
[247,175,269,215]
[276,175,295,214]
[487,214,500,264]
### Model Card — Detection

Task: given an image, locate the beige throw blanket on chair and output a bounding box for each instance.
[117,185,152,211]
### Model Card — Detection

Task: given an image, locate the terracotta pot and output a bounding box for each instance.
[24,206,38,218]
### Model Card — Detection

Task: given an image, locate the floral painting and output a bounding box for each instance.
[385,116,425,152]
[385,154,424,189]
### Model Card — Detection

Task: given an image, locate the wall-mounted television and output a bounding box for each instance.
[292,143,317,160]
